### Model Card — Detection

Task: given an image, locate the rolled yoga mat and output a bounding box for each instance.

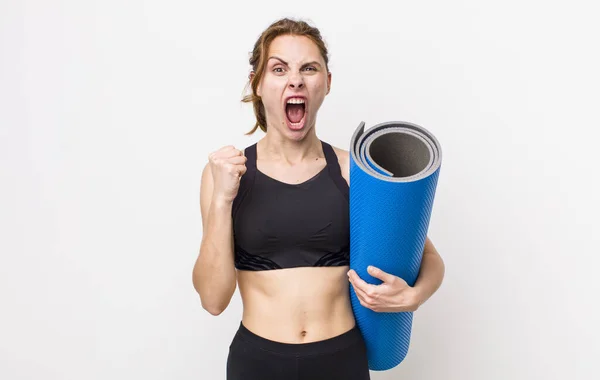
[349,120,442,371]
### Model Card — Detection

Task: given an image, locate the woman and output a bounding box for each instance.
[192,18,445,380]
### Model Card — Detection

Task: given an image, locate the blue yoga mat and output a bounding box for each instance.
[348,120,442,371]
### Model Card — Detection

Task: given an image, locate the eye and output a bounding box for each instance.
[273,67,284,73]
[304,66,317,71]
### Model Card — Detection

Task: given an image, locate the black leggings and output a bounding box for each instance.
[226,321,371,380]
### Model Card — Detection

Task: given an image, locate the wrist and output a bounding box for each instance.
[411,286,426,310]
[211,196,233,209]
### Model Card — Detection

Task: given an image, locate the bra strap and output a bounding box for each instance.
[321,140,349,200]
[245,143,257,170]
[232,143,257,219]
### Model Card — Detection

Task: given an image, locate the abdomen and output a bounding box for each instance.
[237,265,355,343]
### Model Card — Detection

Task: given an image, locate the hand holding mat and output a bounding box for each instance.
[348,120,442,371]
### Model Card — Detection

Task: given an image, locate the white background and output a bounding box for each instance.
[1,0,599,379]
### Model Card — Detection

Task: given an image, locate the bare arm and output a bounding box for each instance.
[192,163,238,316]
[412,236,445,307]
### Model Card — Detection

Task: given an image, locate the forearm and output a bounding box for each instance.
[413,238,445,307]
[192,198,237,315]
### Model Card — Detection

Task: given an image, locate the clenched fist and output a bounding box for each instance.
[208,145,247,204]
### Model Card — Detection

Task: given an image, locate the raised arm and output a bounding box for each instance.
[192,146,247,315]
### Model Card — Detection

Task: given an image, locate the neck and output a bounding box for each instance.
[259,124,322,165]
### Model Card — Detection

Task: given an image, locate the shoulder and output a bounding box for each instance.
[328,143,350,185]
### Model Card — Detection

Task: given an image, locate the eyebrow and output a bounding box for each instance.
[267,56,322,68]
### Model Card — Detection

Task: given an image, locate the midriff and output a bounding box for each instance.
[237,265,356,343]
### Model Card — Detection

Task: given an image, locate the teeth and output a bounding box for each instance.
[286,98,305,104]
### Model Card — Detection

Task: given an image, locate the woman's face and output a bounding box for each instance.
[254,34,331,140]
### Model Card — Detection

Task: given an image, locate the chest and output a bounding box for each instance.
[233,176,349,251]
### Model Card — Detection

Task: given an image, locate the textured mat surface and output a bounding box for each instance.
[349,121,442,371]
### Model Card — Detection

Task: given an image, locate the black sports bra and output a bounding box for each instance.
[231,140,350,271]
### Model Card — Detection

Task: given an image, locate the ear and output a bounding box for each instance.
[326,71,332,95]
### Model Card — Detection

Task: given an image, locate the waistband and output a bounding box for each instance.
[234,321,363,356]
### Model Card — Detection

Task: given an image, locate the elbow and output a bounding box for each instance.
[196,285,235,316]
[200,296,230,316]
[192,265,236,316]
[203,303,225,316]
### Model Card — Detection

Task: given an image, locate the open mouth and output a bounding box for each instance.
[285,98,306,129]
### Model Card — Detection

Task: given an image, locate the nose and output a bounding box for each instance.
[288,72,304,89]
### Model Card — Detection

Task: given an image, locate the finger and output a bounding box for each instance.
[358,298,373,310]
[227,155,247,165]
[227,164,247,179]
[350,280,374,305]
[209,145,234,158]
[211,144,241,155]
[367,266,397,284]
[226,163,247,176]
[348,270,378,297]
[349,279,368,302]
[216,149,243,159]
[353,288,377,311]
